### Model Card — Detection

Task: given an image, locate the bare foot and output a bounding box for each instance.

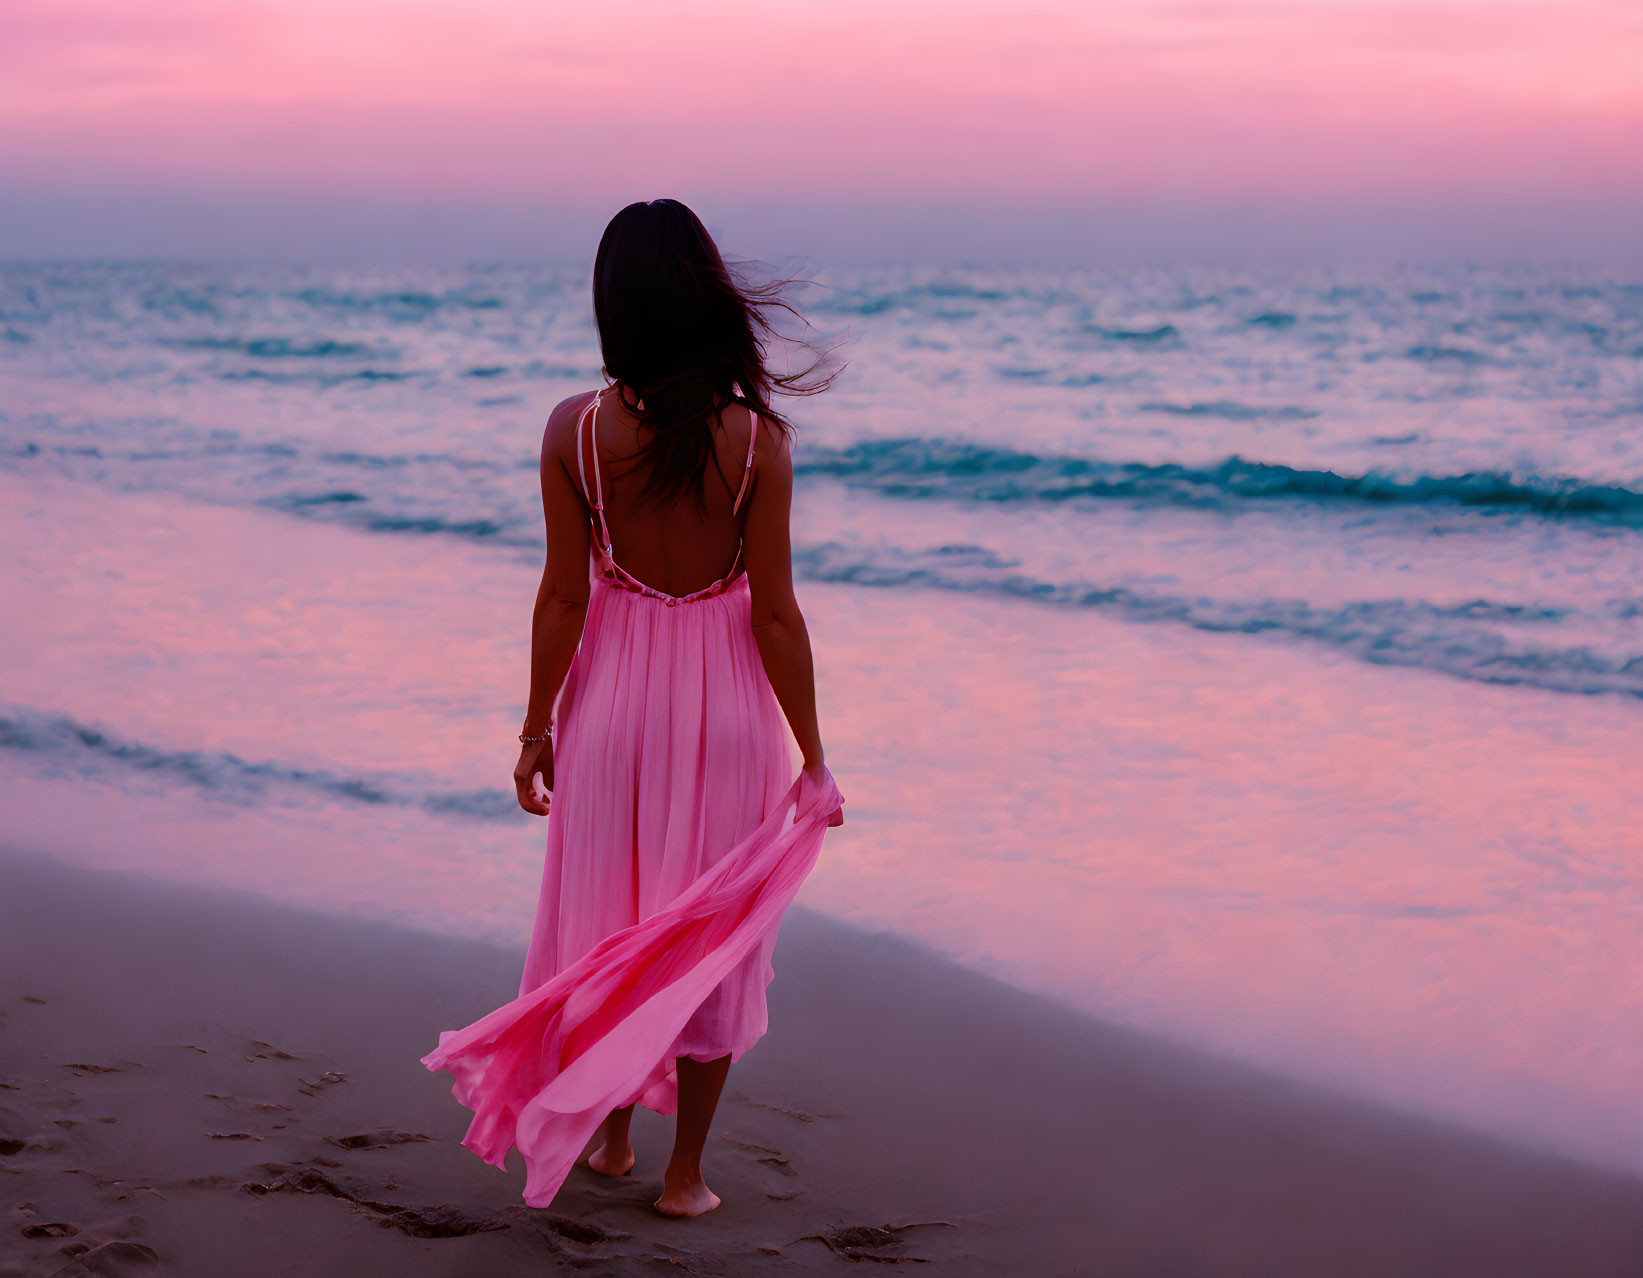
[587,1140,635,1176]
[653,1178,721,1217]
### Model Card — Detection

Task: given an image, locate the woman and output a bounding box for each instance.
[422,200,844,1219]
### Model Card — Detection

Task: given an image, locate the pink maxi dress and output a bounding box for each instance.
[421,389,843,1208]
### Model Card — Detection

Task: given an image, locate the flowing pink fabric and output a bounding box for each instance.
[420,759,841,1207]
[421,508,844,1207]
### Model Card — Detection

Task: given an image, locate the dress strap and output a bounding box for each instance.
[731,403,757,516]
[576,391,614,553]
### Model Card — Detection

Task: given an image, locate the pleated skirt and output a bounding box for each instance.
[421,570,843,1208]
[519,571,793,1062]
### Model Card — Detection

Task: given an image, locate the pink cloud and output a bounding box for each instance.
[2,0,1639,204]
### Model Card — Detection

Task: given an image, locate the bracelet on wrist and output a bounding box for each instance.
[519,725,552,745]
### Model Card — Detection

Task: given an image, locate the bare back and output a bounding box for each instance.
[575,388,759,599]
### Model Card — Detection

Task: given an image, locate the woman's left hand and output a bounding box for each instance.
[514,738,553,816]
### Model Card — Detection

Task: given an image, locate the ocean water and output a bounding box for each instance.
[3,261,1640,1171]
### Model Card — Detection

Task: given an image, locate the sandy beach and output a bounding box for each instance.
[2,849,1640,1277]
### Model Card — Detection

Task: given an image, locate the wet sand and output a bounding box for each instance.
[3,849,1641,1277]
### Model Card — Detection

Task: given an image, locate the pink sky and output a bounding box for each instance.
[4,0,1640,259]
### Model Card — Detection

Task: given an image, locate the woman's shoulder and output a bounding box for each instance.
[539,389,601,461]
[743,401,790,471]
[546,389,600,435]
[728,396,788,460]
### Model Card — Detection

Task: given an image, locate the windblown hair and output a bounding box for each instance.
[592,199,839,509]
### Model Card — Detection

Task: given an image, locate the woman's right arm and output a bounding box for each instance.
[742,421,828,780]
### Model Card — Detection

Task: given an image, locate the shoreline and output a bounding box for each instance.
[4,849,1642,1276]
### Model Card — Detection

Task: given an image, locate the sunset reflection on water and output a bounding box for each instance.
[6,467,1639,1171]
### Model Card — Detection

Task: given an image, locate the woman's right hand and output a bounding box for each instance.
[803,757,844,827]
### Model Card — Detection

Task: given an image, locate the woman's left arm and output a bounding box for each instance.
[514,396,594,816]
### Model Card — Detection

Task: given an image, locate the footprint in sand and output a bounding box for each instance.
[20,1220,79,1238]
[235,1037,301,1063]
[721,1134,802,1200]
[55,1238,161,1272]
[243,1166,509,1240]
[323,1129,435,1151]
[201,1095,297,1141]
[296,1070,349,1097]
[13,1206,156,1274]
[798,1221,960,1264]
[1,1135,68,1155]
[721,1135,781,1156]
[496,1206,626,1248]
[734,1095,838,1124]
[204,1093,295,1111]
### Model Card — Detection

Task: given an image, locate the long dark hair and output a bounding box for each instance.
[592,199,839,509]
